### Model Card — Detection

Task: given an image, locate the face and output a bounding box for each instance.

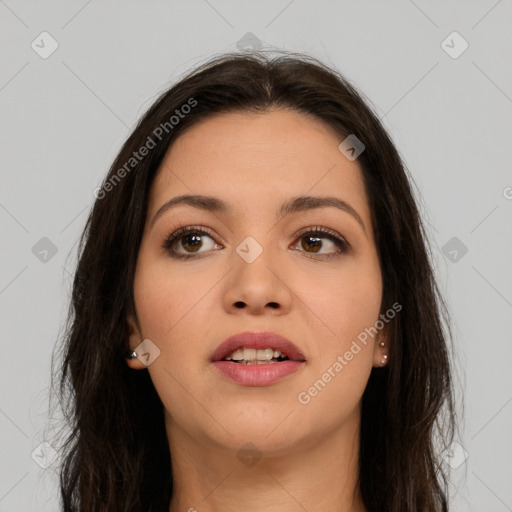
[127,108,388,456]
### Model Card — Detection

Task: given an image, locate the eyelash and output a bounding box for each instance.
[162,225,350,261]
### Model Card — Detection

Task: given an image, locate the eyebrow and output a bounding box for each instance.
[150,194,366,233]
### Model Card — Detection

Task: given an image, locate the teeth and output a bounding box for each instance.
[224,347,286,361]
[230,349,244,361]
[238,360,279,365]
[244,348,257,360]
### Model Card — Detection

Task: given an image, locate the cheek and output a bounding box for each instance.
[295,253,382,408]
[133,250,212,342]
[132,253,210,405]
[297,256,383,345]
[297,277,380,419]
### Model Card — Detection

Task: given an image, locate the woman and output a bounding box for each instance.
[51,49,457,511]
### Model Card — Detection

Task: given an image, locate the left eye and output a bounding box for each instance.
[291,229,349,258]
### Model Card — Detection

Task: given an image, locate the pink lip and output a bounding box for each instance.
[210,331,306,387]
[213,360,304,386]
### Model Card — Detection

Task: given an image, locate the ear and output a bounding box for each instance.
[372,322,390,368]
[125,313,147,370]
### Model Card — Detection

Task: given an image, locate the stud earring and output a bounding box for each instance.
[379,341,385,347]
[380,354,388,365]
[126,350,138,360]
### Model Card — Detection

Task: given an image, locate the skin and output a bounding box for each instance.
[126,108,389,512]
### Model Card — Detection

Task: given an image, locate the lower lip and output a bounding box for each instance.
[212,360,305,386]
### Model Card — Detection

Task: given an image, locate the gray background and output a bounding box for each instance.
[1,1,511,510]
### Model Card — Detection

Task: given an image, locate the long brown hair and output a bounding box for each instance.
[49,49,457,511]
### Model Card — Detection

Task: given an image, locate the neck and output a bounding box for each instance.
[167,410,367,512]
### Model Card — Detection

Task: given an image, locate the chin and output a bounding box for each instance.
[207,409,312,453]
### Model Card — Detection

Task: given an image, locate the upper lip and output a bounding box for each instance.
[211,331,306,362]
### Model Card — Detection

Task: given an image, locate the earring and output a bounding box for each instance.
[380,354,388,366]
[379,341,385,347]
[126,350,138,360]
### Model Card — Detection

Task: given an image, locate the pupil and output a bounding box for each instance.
[303,235,321,253]
[183,234,202,252]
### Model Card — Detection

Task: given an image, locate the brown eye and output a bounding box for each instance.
[293,227,349,259]
[301,234,329,253]
[178,233,205,253]
[163,226,220,259]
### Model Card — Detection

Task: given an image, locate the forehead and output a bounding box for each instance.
[149,109,370,223]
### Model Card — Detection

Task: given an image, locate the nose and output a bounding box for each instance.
[222,241,293,316]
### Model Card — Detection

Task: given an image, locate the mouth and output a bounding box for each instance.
[211,331,306,387]
[223,347,291,364]
[211,331,306,363]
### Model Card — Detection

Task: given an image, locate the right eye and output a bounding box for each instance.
[163,226,222,259]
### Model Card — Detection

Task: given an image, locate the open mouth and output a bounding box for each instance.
[223,348,291,365]
[211,333,306,386]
